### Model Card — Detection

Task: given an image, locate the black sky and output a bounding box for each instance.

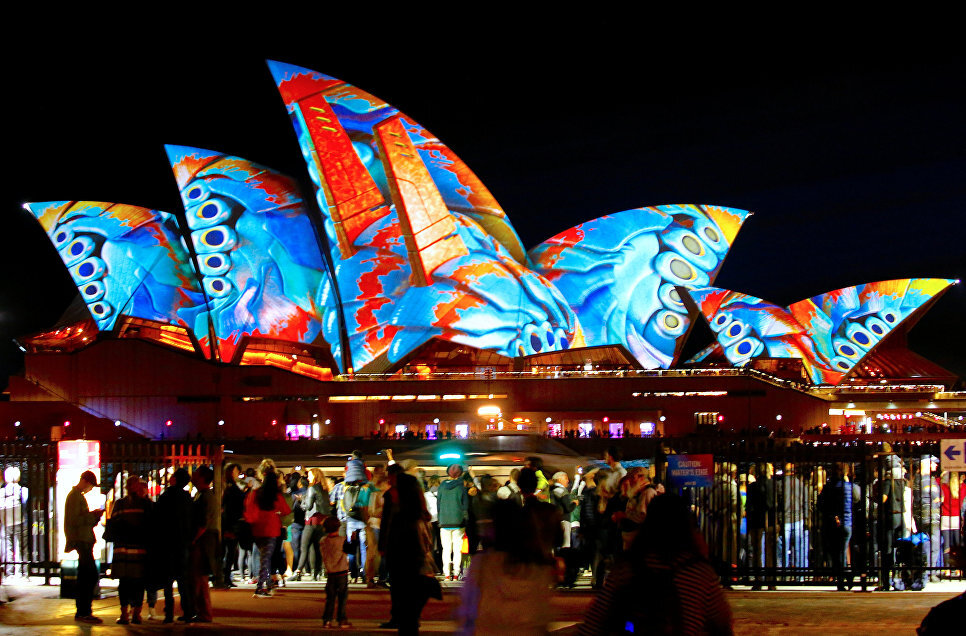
[2,15,964,380]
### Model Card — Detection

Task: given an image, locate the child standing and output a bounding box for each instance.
[320,515,351,628]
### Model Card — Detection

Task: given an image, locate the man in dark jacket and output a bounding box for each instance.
[436,464,468,580]
[65,470,104,624]
[155,468,193,623]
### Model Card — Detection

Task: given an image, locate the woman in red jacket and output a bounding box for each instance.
[245,462,291,598]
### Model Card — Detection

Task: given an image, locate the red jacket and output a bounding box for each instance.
[244,491,291,538]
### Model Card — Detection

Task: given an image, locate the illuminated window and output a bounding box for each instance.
[455,424,469,439]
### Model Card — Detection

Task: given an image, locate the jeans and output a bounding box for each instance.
[254,536,276,591]
[289,523,304,573]
[323,571,348,622]
[828,525,852,589]
[222,535,238,585]
[74,543,97,617]
[343,520,366,579]
[298,524,324,576]
[783,520,808,571]
[439,527,465,577]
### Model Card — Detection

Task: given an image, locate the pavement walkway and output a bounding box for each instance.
[1,577,963,635]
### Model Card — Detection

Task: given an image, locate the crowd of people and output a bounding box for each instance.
[699,455,965,592]
[57,444,738,632]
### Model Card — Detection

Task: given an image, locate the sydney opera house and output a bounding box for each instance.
[2,61,962,443]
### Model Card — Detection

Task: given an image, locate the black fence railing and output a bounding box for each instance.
[1,437,962,590]
[0,442,57,583]
[656,439,964,590]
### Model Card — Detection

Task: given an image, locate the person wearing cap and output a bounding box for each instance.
[65,470,105,624]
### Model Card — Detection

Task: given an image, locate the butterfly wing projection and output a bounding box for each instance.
[268,61,581,372]
[26,200,207,343]
[528,205,749,369]
[166,145,337,365]
[686,278,958,384]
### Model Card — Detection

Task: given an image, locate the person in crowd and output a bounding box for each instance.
[64,470,105,624]
[819,463,854,591]
[244,462,291,597]
[1,466,28,578]
[578,493,733,636]
[619,468,651,551]
[456,499,557,635]
[519,468,563,561]
[381,472,441,635]
[437,463,469,580]
[321,514,352,628]
[286,472,307,577]
[366,471,389,587]
[877,455,906,590]
[108,475,152,624]
[237,467,258,583]
[292,468,329,581]
[472,475,500,549]
[912,456,942,584]
[746,462,777,591]
[462,471,480,569]
[496,468,523,506]
[153,468,192,623]
[331,461,372,583]
[781,463,807,576]
[425,474,443,574]
[188,466,218,621]
[220,463,244,589]
[346,450,367,483]
[523,457,550,501]
[578,469,604,588]
[709,462,739,586]
[602,446,627,495]
[939,471,961,572]
[271,471,295,588]
[550,471,577,549]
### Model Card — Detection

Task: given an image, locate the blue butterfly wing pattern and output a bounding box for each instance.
[166,145,337,366]
[26,200,206,337]
[529,205,749,369]
[788,278,958,380]
[687,278,958,384]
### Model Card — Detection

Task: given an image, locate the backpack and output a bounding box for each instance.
[340,482,365,520]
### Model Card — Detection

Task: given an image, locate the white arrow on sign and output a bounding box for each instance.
[940,439,966,471]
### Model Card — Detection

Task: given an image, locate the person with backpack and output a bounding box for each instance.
[330,462,372,583]
[437,464,469,580]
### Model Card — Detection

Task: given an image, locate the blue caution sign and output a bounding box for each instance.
[666,454,714,488]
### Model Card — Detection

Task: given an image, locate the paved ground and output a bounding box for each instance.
[1,577,963,634]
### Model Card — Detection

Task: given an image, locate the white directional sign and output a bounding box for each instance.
[940,439,966,471]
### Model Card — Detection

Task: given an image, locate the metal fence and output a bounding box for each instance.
[1,442,57,583]
[1,441,220,584]
[659,439,964,590]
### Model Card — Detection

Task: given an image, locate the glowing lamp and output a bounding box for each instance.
[439,453,462,461]
[271,419,278,426]
[114,420,121,427]
[14,421,21,427]
[165,420,173,427]
[64,420,71,427]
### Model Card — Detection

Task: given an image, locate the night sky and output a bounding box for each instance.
[2,17,964,381]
